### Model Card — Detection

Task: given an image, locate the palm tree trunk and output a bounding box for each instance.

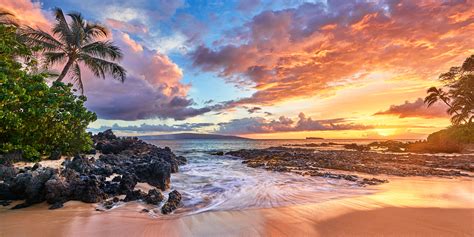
[439,97,469,123]
[57,57,75,82]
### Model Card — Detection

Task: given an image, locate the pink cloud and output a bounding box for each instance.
[374,98,449,118]
[217,112,371,134]
[82,32,213,120]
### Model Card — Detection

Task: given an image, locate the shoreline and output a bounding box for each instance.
[1,176,472,236]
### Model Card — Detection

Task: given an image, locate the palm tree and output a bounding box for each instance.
[23,8,126,93]
[425,55,473,125]
[424,87,451,108]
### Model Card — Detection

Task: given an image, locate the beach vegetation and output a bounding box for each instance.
[0,24,97,162]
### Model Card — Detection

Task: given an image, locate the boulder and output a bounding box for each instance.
[124,190,146,202]
[161,190,182,214]
[65,155,93,174]
[144,189,164,205]
[9,172,32,199]
[133,162,171,191]
[0,183,19,200]
[72,175,107,203]
[44,175,71,204]
[24,168,56,204]
[119,173,137,194]
[0,165,17,182]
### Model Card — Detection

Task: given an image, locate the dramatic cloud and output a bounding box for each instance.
[83,32,216,121]
[0,0,50,28]
[217,112,371,134]
[89,122,213,133]
[374,98,449,118]
[193,0,474,107]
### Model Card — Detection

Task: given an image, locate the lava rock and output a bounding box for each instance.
[161,190,182,214]
[0,183,19,200]
[49,202,64,210]
[65,155,93,174]
[133,162,171,191]
[124,190,146,202]
[119,173,137,194]
[0,165,17,182]
[32,163,42,171]
[144,189,164,205]
[44,175,71,204]
[72,175,107,203]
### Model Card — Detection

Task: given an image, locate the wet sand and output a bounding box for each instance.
[1,177,473,237]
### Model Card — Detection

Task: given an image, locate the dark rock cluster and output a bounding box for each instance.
[227,146,474,185]
[0,130,185,214]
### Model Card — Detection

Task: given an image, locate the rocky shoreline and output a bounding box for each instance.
[226,146,473,185]
[0,130,185,214]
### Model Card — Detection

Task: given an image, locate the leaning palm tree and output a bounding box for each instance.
[425,55,473,125]
[23,8,126,93]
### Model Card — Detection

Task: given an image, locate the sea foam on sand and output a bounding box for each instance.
[0,177,472,237]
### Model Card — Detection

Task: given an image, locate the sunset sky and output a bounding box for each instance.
[2,0,473,139]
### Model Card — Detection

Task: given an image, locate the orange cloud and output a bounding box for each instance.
[193,0,474,107]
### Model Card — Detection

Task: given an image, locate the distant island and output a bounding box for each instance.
[138,133,251,140]
[306,137,324,140]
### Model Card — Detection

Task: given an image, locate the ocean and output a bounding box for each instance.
[143,139,402,216]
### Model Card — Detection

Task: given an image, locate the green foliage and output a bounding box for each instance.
[427,125,474,145]
[425,55,474,125]
[0,24,97,161]
[407,125,473,153]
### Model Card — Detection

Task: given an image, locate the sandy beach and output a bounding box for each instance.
[1,177,472,237]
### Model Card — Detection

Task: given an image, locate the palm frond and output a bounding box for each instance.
[424,93,439,107]
[81,41,123,60]
[44,52,67,67]
[52,8,73,45]
[22,27,63,51]
[84,23,108,40]
[80,54,126,82]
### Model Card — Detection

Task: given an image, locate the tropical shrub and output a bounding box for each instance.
[407,125,474,153]
[0,24,97,161]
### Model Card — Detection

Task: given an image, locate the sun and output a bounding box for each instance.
[374,128,397,137]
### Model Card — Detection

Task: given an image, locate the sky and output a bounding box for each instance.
[2,0,473,139]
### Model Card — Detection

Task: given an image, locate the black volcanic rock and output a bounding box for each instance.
[0,130,186,212]
[161,190,182,214]
[144,189,164,205]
